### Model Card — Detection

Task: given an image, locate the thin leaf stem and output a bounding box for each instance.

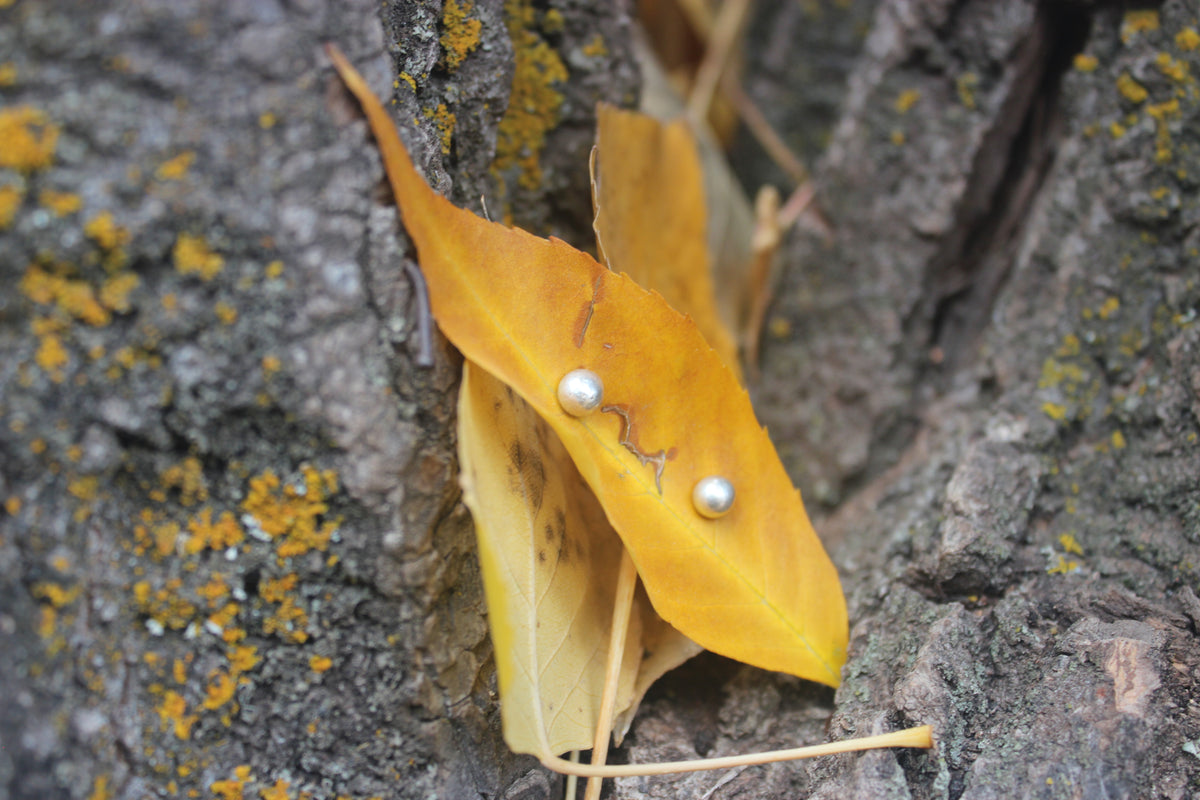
[584,549,639,800]
[542,725,934,778]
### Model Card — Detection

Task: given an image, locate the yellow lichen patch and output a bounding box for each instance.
[88,775,113,800]
[1041,401,1068,421]
[894,88,920,113]
[1059,532,1084,555]
[1073,54,1098,73]
[197,573,230,607]
[265,259,284,279]
[0,183,23,229]
[260,779,291,800]
[215,300,238,325]
[1097,296,1120,319]
[84,211,131,252]
[1176,28,1200,51]
[134,578,198,631]
[956,72,978,110]
[155,150,195,181]
[581,33,608,59]
[173,233,224,280]
[1155,51,1188,82]
[0,61,16,87]
[173,658,189,684]
[1109,120,1127,139]
[309,654,333,673]
[227,644,259,674]
[1047,555,1080,575]
[211,765,254,800]
[161,457,208,507]
[183,508,244,554]
[1147,98,1180,163]
[206,601,240,631]
[890,129,906,146]
[39,189,82,216]
[1116,72,1148,104]
[424,103,456,155]
[157,689,199,740]
[441,0,482,71]
[202,669,237,710]
[98,272,140,313]
[0,106,59,171]
[261,354,282,375]
[1120,10,1159,43]
[259,573,309,643]
[241,466,340,559]
[21,265,110,326]
[33,581,81,608]
[258,112,277,129]
[4,496,21,515]
[493,0,568,190]
[1111,430,1127,450]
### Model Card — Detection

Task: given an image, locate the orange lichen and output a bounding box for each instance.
[84,211,131,251]
[4,496,21,515]
[33,581,80,608]
[0,184,22,228]
[173,233,224,280]
[88,775,113,800]
[309,655,333,673]
[440,0,482,71]
[893,88,920,113]
[211,765,253,800]
[197,573,230,607]
[157,690,199,740]
[202,669,237,710]
[161,457,208,507]
[1121,10,1159,43]
[98,272,140,313]
[424,103,456,155]
[581,33,608,59]
[183,508,244,554]
[261,354,282,375]
[173,658,188,684]
[21,265,111,326]
[1155,51,1188,82]
[241,466,339,559]
[259,573,309,643]
[1176,28,1200,51]
[156,151,195,181]
[134,578,198,630]
[493,0,568,190]
[227,644,260,674]
[260,779,291,800]
[1116,73,1147,104]
[215,301,238,325]
[0,106,59,172]
[39,189,82,216]
[1147,98,1180,163]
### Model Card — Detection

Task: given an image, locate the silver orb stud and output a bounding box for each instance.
[692,475,735,519]
[557,368,604,417]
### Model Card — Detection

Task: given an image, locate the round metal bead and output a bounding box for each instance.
[557,369,604,417]
[692,475,735,519]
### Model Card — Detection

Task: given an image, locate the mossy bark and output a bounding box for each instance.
[2,2,1198,800]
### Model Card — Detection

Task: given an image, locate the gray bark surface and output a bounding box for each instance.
[2,1,1198,800]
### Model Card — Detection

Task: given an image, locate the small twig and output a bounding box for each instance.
[403,260,435,368]
[720,75,808,186]
[564,752,580,800]
[686,0,754,123]
[583,550,639,800]
[542,725,934,778]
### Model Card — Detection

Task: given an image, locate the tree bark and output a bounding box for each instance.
[2,1,1198,800]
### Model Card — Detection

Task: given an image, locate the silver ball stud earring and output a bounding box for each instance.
[557,369,604,417]
[692,475,735,519]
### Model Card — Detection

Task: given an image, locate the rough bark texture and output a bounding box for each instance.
[2,2,1199,800]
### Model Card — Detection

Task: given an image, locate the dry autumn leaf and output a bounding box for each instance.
[458,362,699,755]
[592,103,740,375]
[326,44,847,687]
[327,46,933,780]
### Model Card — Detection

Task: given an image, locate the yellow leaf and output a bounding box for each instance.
[592,104,740,374]
[328,46,846,689]
[459,363,698,754]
